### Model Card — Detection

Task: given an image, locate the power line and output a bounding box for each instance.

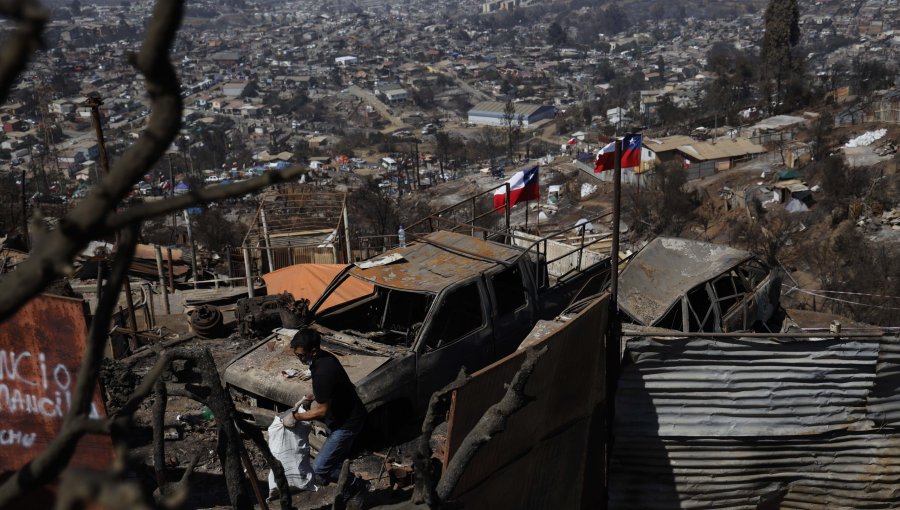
[783,284,900,301]
[789,287,900,311]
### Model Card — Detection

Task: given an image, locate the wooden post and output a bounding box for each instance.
[343,200,352,263]
[122,276,137,344]
[260,207,275,272]
[166,247,175,292]
[183,210,199,289]
[154,245,170,315]
[226,245,234,288]
[605,137,624,499]
[242,246,255,298]
[143,283,155,329]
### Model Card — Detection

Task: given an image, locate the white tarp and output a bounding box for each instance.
[785,198,809,213]
[844,129,887,148]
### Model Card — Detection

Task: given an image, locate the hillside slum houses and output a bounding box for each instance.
[2,193,897,509]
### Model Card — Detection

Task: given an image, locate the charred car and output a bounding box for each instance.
[224,230,609,428]
[617,237,783,333]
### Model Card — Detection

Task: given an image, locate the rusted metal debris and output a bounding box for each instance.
[189,304,225,339]
[234,293,296,337]
[348,230,524,293]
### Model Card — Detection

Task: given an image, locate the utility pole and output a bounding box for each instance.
[88,95,137,336]
[414,138,421,189]
[20,170,28,250]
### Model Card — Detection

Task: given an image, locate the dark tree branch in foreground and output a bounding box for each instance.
[0,0,184,324]
[0,1,301,507]
[0,226,138,506]
[105,166,306,231]
[412,369,469,507]
[0,0,48,102]
[436,346,547,501]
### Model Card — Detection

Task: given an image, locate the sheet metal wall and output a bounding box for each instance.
[610,335,900,509]
[444,296,609,509]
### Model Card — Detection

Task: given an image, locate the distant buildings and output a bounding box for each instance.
[467,101,556,127]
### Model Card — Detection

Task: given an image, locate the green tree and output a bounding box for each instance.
[760,0,800,112]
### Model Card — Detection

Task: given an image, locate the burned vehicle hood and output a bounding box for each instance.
[618,237,752,326]
[224,328,392,408]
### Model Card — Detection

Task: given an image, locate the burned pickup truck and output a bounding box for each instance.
[224,230,609,428]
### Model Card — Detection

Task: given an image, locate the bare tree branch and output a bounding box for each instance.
[152,379,167,490]
[435,346,547,501]
[0,0,184,324]
[0,0,48,102]
[0,226,139,506]
[412,368,468,507]
[106,166,306,231]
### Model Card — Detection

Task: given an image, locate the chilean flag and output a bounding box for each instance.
[594,141,615,172]
[566,137,578,145]
[621,133,642,168]
[594,134,643,172]
[494,165,539,208]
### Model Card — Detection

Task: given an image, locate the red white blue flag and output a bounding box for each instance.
[494,165,540,208]
[594,134,643,172]
[621,133,642,168]
[594,141,615,172]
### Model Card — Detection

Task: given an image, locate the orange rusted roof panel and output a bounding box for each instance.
[262,264,374,309]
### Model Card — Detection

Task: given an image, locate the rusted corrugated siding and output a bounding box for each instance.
[611,335,900,509]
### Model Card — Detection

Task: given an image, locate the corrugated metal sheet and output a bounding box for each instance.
[610,334,900,509]
[262,264,373,310]
[510,230,608,278]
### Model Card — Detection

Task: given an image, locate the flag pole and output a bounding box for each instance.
[610,138,622,314]
[525,199,529,230]
[605,136,623,502]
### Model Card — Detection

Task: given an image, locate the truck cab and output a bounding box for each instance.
[224,230,608,429]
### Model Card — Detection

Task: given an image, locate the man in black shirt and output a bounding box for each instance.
[287,328,367,486]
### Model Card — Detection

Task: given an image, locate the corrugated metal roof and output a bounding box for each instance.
[679,138,767,161]
[610,334,900,509]
[468,101,549,117]
[644,135,696,153]
[350,230,522,293]
[645,136,766,161]
[617,238,752,326]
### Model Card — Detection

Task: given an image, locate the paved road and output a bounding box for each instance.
[346,85,405,132]
[431,63,492,103]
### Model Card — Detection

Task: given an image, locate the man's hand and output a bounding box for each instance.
[281,410,297,428]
